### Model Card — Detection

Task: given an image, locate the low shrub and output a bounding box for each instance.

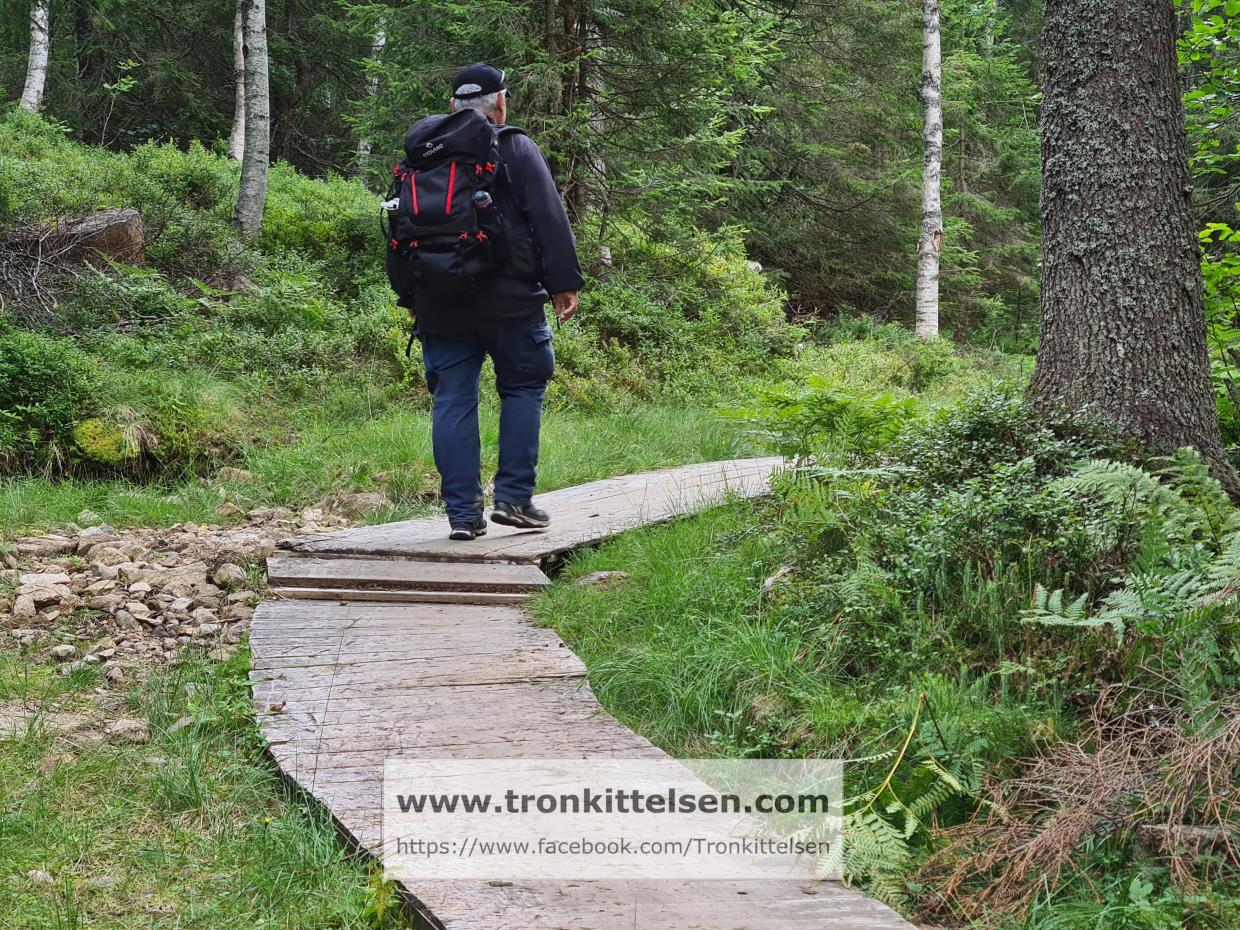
[0,329,103,470]
[751,390,1240,918]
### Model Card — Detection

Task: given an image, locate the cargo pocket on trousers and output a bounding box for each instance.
[522,320,555,382]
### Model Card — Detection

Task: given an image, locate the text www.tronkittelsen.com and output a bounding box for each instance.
[383,758,843,880]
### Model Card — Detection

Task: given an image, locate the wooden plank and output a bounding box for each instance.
[250,459,913,930]
[270,586,530,606]
[280,457,784,562]
[400,877,910,930]
[267,556,549,592]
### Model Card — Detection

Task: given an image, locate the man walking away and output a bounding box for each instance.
[384,63,584,540]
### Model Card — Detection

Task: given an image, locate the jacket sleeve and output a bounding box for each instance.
[509,133,586,295]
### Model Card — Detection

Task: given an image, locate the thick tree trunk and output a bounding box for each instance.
[233,0,270,239]
[1030,0,1238,492]
[228,2,246,161]
[354,23,386,170]
[20,0,50,112]
[916,0,943,339]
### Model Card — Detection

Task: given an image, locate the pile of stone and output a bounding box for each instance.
[2,502,366,680]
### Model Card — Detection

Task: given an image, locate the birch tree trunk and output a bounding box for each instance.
[983,0,998,53]
[228,2,246,161]
[354,23,386,170]
[20,0,50,112]
[915,0,943,339]
[1030,0,1238,494]
[233,0,270,240]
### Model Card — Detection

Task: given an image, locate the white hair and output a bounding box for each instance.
[452,90,503,117]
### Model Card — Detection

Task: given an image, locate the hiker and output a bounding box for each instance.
[384,63,584,540]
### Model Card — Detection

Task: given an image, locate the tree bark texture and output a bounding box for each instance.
[233,0,270,240]
[20,0,50,112]
[228,1,246,161]
[916,0,943,339]
[1029,0,1236,490]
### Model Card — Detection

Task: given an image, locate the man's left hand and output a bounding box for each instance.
[553,291,579,323]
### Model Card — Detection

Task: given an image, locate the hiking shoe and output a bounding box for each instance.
[448,519,488,541]
[490,501,551,529]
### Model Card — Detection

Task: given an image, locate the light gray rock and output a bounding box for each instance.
[216,501,246,518]
[112,609,140,631]
[156,562,209,597]
[16,535,75,557]
[76,525,119,554]
[191,607,218,626]
[87,545,131,566]
[328,491,392,517]
[16,582,71,606]
[212,563,247,587]
[20,571,72,586]
[573,571,630,590]
[12,594,37,620]
[221,603,254,622]
[105,718,149,744]
[50,644,78,661]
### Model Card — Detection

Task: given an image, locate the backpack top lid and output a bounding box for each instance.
[403,109,496,164]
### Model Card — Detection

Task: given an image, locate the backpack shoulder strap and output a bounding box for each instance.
[493,125,530,190]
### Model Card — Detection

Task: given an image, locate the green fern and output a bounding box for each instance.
[831,695,989,907]
[1026,453,1240,643]
[841,810,912,905]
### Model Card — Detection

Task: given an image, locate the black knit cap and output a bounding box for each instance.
[452,62,508,100]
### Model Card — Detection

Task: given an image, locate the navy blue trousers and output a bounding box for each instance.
[417,319,554,524]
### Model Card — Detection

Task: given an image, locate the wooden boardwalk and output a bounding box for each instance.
[281,457,784,563]
[251,459,914,929]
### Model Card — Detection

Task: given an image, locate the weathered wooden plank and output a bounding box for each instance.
[280,457,784,561]
[401,877,909,930]
[268,556,550,592]
[249,623,570,660]
[270,586,531,605]
[252,598,539,627]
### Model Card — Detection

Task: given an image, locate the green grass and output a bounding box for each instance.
[0,402,755,534]
[0,649,405,930]
[530,501,885,757]
[533,500,1028,757]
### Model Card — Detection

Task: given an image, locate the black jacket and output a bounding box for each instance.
[409,127,585,336]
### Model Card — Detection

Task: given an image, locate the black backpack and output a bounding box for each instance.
[383,109,525,302]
